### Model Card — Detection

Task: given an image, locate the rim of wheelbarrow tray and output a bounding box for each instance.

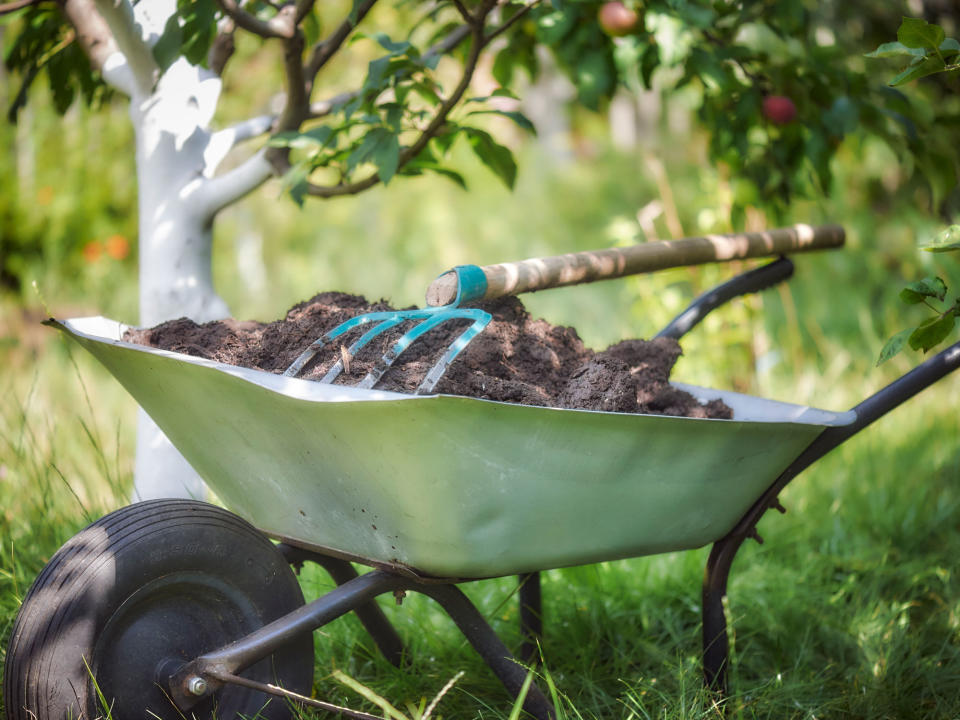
[51,316,858,578]
[54,316,856,427]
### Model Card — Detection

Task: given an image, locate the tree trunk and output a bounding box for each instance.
[130,60,230,501]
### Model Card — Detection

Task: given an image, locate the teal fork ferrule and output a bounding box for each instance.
[451,265,488,306]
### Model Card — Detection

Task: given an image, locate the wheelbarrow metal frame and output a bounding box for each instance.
[703,335,960,694]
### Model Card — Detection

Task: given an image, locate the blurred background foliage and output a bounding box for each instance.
[3,3,960,717]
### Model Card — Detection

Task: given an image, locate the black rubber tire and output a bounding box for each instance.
[3,499,314,720]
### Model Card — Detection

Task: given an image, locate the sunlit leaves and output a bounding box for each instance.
[909,313,956,352]
[867,17,960,86]
[463,128,517,189]
[877,329,913,366]
[900,277,947,304]
[346,127,400,184]
[4,6,108,121]
[153,0,218,71]
[879,275,960,363]
[897,17,946,51]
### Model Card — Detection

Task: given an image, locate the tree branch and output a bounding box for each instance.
[484,0,539,44]
[205,114,275,174]
[303,1,497,199]
[59,0,118,76]
[215,0,296,39]
[304,23,472,120]
[196,149,275,219]
[92,0,158,96]
[304,0,378,87]
[451,0,474,24]
[208,17,236,76]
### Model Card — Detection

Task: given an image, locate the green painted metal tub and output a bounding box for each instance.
[54,316,855,579]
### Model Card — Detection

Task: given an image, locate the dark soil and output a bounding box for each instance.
[123,292,732,419]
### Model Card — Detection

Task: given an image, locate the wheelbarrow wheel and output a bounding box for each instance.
[3,499,314,720]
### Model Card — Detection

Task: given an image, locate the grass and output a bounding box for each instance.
[2,125,960,718]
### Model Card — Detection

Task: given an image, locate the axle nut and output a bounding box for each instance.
[187,676,208,696]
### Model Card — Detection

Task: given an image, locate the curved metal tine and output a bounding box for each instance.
[417,310,491,394]
[357,311,468,390]
[283,311,411,378]
[320,316,407,383]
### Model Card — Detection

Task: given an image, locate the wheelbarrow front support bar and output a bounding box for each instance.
[168,564,555,720]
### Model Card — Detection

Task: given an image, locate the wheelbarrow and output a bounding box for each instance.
[6,233,960,720]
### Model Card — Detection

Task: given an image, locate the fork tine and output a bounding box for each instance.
[284,311,408,378]
[285,306,492,391]
[320,317,406,383]
[417,310,490,394]
[356,313,453,390]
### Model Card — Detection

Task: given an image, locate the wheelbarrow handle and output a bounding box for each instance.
[656,256,795,340]
[426,223,844,307]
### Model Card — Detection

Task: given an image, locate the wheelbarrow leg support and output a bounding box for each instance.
[700,339,960,698]
[702,536,745,696]
[278,544,405,666]
[519,572,543,664]
[421,583,555,720]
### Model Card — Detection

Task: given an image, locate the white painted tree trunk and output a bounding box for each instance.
[131,61,228,501]
[89,0,274,500]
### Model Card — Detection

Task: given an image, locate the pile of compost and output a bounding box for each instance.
[123,292,732,419]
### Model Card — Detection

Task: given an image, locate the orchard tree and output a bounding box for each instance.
[2,0,957,499]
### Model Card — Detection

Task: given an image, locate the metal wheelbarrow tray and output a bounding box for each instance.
[52,315,856,580]
[7,256,960,720]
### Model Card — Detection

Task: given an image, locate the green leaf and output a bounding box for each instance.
[346,128,400,184]
[865,41,925,59]
[492,48,517,86]
[877,328,912,365]
[466,109,537,135]
[178,0,217,66]
[921,225,960,253]
[282,162,311,208]
[889,54,947,86]
[152,15,183,71]
[348,0,365,24]
[669,0,715,29]
[464,128,517,189]
[404,162,468,189]
[640,43,659,89]
[574,48,614,111]
[536,9,576,44]
[900,276,947,304]
[382,102,403,132]
[908,313,956,352]
[371,32,411,56]
[941,38,960,56]
[370,132,400,184]
[365,56,391,90]
[898,17,946,52]
[426,166,467,189]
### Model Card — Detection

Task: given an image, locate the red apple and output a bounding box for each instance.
[762,95,797,126]
[598,2,640,37]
